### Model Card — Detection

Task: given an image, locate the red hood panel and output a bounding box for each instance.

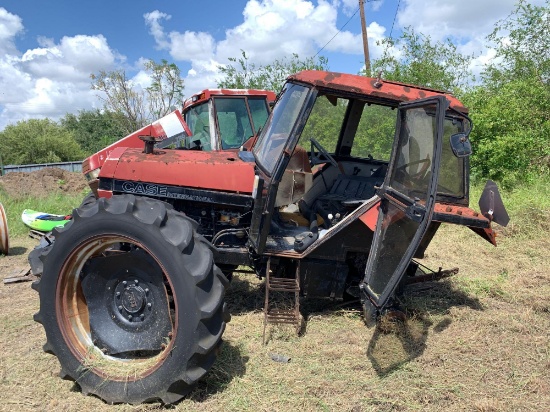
[83,110,191,174]
[100,148,256,194]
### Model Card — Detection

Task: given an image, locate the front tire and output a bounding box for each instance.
[32,195,228,404]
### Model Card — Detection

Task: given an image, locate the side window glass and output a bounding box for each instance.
[352,104,397,161]
[299,95,347,152]
[184,102,211,150]
[185,103,208,135]
[438,118,465,198]
[389,105,437,199]
[214,98,254,149]
[248,98,270,133]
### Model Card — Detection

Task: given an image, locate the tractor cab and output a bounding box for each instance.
[182,89,276,151]
[247,71,503,314]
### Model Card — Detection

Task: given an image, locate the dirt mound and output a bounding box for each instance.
[0,167,88,199]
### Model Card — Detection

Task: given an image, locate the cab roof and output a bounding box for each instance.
[288,70,468,113]
[182,89,277,111]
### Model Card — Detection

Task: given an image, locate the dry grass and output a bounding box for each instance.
[1,195,549,411]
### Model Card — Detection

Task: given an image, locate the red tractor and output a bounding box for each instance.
[31,71,508,404]
[83,88,275,192]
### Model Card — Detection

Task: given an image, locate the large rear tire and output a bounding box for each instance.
[32,194,228,404]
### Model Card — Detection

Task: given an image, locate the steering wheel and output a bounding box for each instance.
[310,137,339,169]
[396,158,431,179]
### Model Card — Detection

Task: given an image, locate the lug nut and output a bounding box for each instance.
[118,305,123,310]
[116,292,120,297]
[145,288,149,294]
[140,314,145,319]
[122,281,127,285]
[134,279,139,284]
[147,303,152,308]
[128,315,133,320]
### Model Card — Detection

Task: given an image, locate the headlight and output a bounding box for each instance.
[85,168,100,181]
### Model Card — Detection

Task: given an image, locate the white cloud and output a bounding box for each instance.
[144,10,216,67]
[168,31,216,61]
[145,0,373,91]
[396,0,547,42]
[144,10,171,49]
[340,0,357,15]
[217,0,341,63]
[0,12,121,129]
[370,0,384,12]
[36,36,54,48]
[0,7,23,55]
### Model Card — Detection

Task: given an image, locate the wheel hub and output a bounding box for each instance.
[115,278,152,321]
[81,249,172,355]
[121,285,145,313]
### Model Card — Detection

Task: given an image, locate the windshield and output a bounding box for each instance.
[214,97,254,149]
[253,83,310,174]
[183,102,212,150]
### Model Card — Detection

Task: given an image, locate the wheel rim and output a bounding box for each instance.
[0,203,8,255]
[56,234,176,381]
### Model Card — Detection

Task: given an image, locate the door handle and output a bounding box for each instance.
[406,198,425,222]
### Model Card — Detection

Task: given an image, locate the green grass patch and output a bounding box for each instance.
[0,186,85,237]
[455,272,509,299]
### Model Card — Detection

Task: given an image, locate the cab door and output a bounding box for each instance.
[361,96,448,317]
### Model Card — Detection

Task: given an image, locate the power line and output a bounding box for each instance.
[312,0,386,60]
[389,0,401,39]
[313,7,360,58]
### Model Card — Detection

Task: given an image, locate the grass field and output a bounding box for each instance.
[0,182,548,411]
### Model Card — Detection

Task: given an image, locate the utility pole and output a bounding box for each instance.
[359,0,371,76]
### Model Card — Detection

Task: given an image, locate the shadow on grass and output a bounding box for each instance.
[188,341,248,402]
[5,246,28,256]
[224,273,484,379]
[224,274,265,315]
[366,279,483,377]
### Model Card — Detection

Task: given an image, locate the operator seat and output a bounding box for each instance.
[274,145,313,207]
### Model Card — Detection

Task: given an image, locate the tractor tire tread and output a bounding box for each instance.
[32,194,228,404]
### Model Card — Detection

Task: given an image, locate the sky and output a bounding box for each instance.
[0,0,542,130]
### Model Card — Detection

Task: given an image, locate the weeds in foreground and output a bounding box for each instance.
[0,187,85,237]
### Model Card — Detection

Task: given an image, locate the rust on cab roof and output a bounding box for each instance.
[288,70,468,112]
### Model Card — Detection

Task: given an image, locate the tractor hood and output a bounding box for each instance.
[98,147,256,195]
[83,110,191,176]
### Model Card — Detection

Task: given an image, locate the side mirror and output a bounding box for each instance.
[450,133,472,157]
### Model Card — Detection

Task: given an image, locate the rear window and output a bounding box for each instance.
[438,117,465,198]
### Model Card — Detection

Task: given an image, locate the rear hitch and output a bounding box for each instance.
[404,261,459,285]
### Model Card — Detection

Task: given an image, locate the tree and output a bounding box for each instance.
[464,0,550,186]
[483,0,549,88]
[371,28,475,95]
[90,69,146,134]
[144,59,185,120]
[91,59,185,134]
[0,119,84,165]
[61,109,129,156]
[217,51,329,92]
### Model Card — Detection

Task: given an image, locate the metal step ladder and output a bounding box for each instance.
[263,258,301,343]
